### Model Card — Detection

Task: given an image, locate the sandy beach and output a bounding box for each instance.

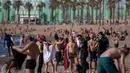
[0,24,130,73]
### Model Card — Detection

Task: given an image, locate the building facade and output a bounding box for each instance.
[0,0,128,24]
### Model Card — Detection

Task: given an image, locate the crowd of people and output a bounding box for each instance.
[0,25,130,73]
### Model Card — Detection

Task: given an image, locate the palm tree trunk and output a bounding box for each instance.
[28,11,30,24]
[17,9,20,24]
[96,9,98,24]
[81,6,84,21]
[87,7,90,23]
[73,9,75,21]
[118,1,120,22]
[70,7,72,21]
[99,4,102,25]
[113,8,115,24]
[78,9,80,21]
[62,7,65,22]
[102,0,105,25]
[51,9,54,22]
[125,8,127,21]
[92,7,94,22]
[110,8,112,24]
[8,9,10,23]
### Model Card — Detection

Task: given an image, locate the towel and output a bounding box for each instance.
[43,44,55,63]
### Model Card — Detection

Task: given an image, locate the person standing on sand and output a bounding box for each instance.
[43,42,55,73]
[97,32,109,58]
[13,35,40,73]
[98,44,130,73]
[88,33,99,73]
[20,34,25,47]
[114,35,119,48]
[4,33,14,56]
[37,35,45,73]
[67,36,79,73]
[54,33,64,73]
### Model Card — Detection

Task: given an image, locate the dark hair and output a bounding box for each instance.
[54,33,59,41]
[98,32,104,36]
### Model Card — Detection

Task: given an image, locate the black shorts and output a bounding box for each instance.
[68,52,77,59]
[90,51,97,61]
[39,53,43,64]
[55,52,62,63]
[25,60,36,70]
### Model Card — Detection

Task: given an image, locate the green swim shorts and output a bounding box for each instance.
[97,57,118,73]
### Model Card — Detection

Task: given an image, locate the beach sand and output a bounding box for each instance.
[0,24,130,73]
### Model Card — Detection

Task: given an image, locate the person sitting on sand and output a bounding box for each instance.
[98,44,130,73]
[13,35,40,73]
[1,59,15,73]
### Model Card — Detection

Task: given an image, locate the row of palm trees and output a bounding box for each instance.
[0,0,45,24]
[0,0,130,24]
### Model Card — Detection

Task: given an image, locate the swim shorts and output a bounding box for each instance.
[55,52,62,64]
[97,57,118,73]
[68,52,77,59]
[25,60,36,70]
[90,51,97,61]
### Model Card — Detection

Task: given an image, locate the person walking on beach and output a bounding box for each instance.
[98,44,130,73]
[13,35,40,73]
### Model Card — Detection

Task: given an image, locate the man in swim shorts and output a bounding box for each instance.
[98,44,130,73]
[88,33,99,73]
[54,33,64,73]
[67,36,78,73]
[13,35,40,73]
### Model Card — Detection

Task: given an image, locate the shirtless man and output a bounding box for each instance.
[98,44,129,73]
[13,35,40,73]
[67,36,78,73]
[88,33,99,73]
[54,33,64,73]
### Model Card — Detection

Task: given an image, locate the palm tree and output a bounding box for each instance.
[86,2,90,23]
[37,2,45,24]
[80,2,86,21]
[14,0,22,24]
[117,0,121,22]
[94,0,101,24]
[49,0,57,22]
[71,1,77,21]
[3,1,11,23]
[125,0,130,21]
[107,0,116,24]
[89,0,95,23]
[24,2,33,24]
